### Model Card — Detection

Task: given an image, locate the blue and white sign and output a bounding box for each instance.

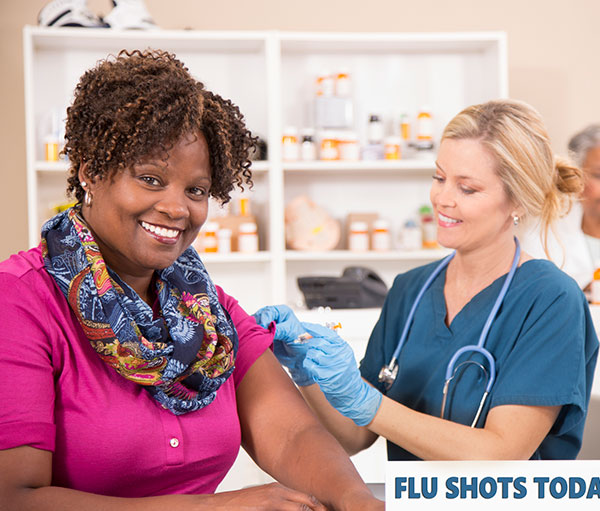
[386,460,600,509]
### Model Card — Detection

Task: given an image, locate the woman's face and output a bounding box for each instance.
[80,132,211,285]
[581,146,600,221]
[431,138,516,254]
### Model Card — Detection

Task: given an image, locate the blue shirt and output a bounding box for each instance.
[360,259,599,460]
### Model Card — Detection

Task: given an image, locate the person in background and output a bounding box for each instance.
[0,49,382,510]
[256,99,598,461]
[521,124,600,290]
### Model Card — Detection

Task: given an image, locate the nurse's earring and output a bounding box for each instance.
[512,214,520,226]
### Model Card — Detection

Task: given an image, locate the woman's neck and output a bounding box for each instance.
[449,237,517,288]
[443,235,518,325]
[581,212,600,239]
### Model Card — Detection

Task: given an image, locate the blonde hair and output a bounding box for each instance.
[441,99,583,256]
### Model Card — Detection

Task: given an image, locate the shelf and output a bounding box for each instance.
[199,251,272,263]
[34,160,269,173]
[283,159,435,173]
[285,249,450,262]
[279,31,507,54]
[27,26,268,53]
[35,161,69,172]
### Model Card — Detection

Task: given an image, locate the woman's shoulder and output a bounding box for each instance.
[515,259,585,305]
[519,258,581,289]
[0,245,45,278]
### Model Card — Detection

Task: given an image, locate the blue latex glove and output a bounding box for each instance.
[253,305,313,386]
[253,304,306,341]
[302,323,383,427]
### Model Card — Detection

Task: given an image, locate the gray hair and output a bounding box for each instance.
[568,124,600,167]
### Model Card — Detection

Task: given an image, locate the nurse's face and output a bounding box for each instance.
[430,138,515,254]
[581,146,600,222]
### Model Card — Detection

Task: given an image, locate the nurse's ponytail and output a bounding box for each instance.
[442,99,584,258]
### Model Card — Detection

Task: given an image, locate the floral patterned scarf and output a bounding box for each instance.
[41,208,237,415]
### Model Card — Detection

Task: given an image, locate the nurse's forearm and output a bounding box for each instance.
[367,395,560,460]
[299,383,379,456]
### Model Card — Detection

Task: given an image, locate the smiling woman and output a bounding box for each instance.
[254,99,599,463]
[0,49,382,510]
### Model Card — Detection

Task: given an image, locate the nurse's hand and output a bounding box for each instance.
[253,305,313,386]
[303,323,383,427]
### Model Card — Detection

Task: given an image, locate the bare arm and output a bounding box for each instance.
[298,382,379,456]
[236,349,383,511]
[368,396,561,460]
[0,444,338,511]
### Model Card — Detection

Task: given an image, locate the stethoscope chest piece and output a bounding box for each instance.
[378,360,398,390]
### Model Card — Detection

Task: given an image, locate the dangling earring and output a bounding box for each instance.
[80,181,92,207]
[513,215,520,226]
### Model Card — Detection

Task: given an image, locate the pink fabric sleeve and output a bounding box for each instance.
[0,273,57,451]
[216,286,274,387]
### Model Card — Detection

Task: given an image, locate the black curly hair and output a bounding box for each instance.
[64,49,255,204]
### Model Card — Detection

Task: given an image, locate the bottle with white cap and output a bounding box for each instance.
[217,228,232,253]
[238,222,259,253]
[372,219,391,251]
[282,126,300,161]
[348,221,369,251]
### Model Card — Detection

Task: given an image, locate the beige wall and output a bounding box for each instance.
[1,0,599,260]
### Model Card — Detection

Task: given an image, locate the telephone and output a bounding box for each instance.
[297,266,388,309]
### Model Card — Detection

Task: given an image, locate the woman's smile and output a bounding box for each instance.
[438,212,462,227]
[140,220,183,244]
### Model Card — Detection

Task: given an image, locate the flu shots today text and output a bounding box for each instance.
[394,475,600,500]
[385,460,600,509]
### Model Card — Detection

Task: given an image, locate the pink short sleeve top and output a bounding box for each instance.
[0,247,273,496]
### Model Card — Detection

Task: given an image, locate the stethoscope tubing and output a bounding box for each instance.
[380,237,521,425]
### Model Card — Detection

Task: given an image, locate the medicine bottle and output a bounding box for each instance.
[372,219,391,251]
[335,70,352,97]
[316,72,335,96]
[416,107,433,141]
[367,114,384,145]
[592,264,600,304]
[238,196,252,217]
[399,113,411,141]
[44,134,59,162]
[348,221,369,251]
[338,131,360,161]
[217,228,232,254]
[282,127,300,161]
[320,132,339,160]
[419,205,438,249]
[300,129,317,161]
[203,221,219,253]
[400,219,422,250]
[384,136,402,160]
[238,222,259,253]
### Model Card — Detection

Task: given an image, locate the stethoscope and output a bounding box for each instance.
[378,237,521,428]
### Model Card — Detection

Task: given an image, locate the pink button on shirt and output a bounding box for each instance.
[0,247,273,496]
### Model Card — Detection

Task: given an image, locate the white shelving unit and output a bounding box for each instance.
[23,25,507,491]
[24,26,507,315]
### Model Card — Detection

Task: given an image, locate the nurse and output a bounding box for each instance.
[255,99,599,460]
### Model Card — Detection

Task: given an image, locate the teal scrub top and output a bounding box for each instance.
[360,259,599,460]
